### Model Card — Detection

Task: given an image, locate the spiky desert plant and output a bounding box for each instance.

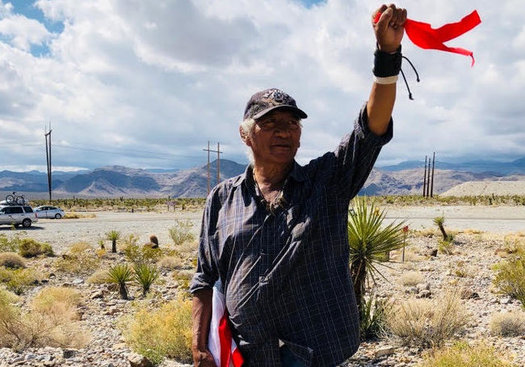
[106,230,121,253]
[433,216,450,241]
[107,264,132,299]
[134,263,159,297]
[348,197,405,312]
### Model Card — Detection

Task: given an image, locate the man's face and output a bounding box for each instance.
[244,109,302,167]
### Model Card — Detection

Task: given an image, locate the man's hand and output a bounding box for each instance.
[192,347,216,367]
[373,4,407,53]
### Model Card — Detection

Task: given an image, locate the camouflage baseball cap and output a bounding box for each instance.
[243,88,308,120]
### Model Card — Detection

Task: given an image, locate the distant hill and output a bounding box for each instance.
[379,157,525,175]
[2,158,525,198]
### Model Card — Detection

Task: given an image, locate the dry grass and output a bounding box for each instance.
[0,286,89,350]
[119,297,193,365]
[157,256,184,271]
[54,242,100,275]
[63,212,96,219]
[0,252,26,269]
[87,269,110,284]
[0,267,41,295]
[489,311,525,337]
[386,292,469,348]
[420,341,516,367]
[399,271,424,286]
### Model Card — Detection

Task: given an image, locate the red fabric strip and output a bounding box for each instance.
[218,313,232,367]
[374,10,481,66]
[404,10,481,66]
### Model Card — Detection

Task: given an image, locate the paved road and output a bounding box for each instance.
[2,205,524,253]
[384,205,525,233]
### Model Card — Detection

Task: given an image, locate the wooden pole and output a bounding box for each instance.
[430,152,436,197]
[423,155,427,197]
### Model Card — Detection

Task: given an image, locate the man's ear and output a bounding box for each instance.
[239,127,252,147]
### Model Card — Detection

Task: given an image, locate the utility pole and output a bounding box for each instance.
[423,155,427,197]
[44,123,52,202]
[426,157,431,197]
[430,152,436,197]
[203,142,222,195]
[217,142,221,186]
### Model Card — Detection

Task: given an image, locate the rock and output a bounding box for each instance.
[63,349,77,359]
[374,346,396,358]
[128,352,154,367]
[427,249,438,257]
[91,290,104,299]
[417,290,432,298]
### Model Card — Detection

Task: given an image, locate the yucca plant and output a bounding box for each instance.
[106,230,121,253]
[134,263,159,297]
[348,197,405,312]
[107,264,132,299]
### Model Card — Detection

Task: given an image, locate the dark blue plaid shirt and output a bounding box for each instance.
[191,105,393,366]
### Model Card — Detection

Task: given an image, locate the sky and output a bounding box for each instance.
[0,0,523,172]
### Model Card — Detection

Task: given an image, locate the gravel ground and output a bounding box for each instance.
[1,205,525,366]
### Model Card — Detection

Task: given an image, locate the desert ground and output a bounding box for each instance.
[1,203,524,366]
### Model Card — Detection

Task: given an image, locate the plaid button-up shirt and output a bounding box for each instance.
[190,105,393,366]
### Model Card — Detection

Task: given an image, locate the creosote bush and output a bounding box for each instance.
[386,292,469,348]
[420,341,515,367]
[0,267,40,295]
[119,297,193,365]
[18,238,54,258]
[0,234,19,253]
[0,286,89,350]
[122,234,161,264]
[54,242,100,275]
[157,256,184,271]
[0,252,26,269]
[489,311,525,337]
[492,245,525,306]
[168,220,195,246]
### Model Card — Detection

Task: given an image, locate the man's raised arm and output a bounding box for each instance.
[367,4,407,135]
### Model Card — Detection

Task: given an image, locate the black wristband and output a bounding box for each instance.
[373,45,402,77]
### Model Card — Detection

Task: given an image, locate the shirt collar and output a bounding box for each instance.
[233,161,307,188]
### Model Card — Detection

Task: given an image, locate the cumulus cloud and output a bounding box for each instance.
[0,0,523,172]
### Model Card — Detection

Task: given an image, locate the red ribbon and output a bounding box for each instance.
[375,10,481,66]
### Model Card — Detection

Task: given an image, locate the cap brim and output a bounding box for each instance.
[253,105,308,120]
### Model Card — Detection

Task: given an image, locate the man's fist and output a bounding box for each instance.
[373,4,407,53]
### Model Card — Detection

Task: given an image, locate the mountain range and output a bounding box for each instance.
[1,158,525,199]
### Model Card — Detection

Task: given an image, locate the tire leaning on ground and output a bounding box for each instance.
[55,213,62,219]
[22,218,32,228]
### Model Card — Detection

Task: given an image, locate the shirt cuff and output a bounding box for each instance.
[353,103,393,146]
[189,272,216,294]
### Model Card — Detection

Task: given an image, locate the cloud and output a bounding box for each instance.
[0,0,523,173]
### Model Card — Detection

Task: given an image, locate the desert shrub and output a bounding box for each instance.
[0,267,39,295]
[386,292,469,348]
[0,234,19,252]
[31,287,81,315]
[168,220,195,246]
[157,256,184,271]
[0,252,26,269]
[120,297,193,365]
[54,242,100,275]
[108,263,133,299]
[122,235,161,264]
[492,246,525,306]
[489,311,525,337]
[400,271,424,286]
[360,294,389,341]
[438,239,455,255]
[18,238,54,258]
[87,269,110,284]
[420,341,515,367]
[173,270,193,295]
[0,287,88,350]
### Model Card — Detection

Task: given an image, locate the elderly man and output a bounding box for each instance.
[191,4,406,366]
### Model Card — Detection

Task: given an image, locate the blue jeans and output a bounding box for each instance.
[280,345,306,367]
